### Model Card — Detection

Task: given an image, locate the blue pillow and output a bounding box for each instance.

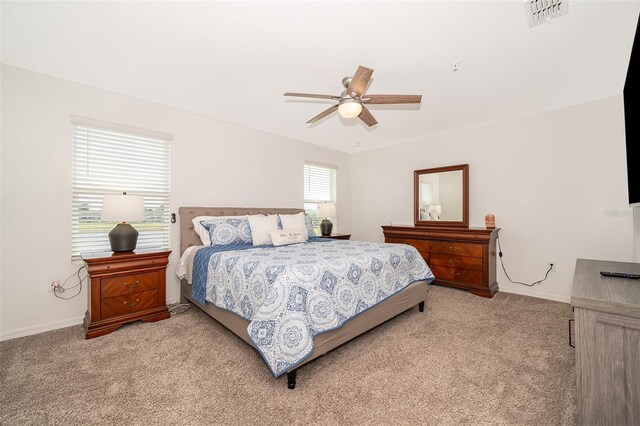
[200,217,252,245]
[304,214,317,238]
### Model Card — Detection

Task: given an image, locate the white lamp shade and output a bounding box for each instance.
[338,100,362,118]
[101,194,145,222]
[318,202,336,218]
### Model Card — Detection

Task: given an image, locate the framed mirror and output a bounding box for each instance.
[414,164,469,227]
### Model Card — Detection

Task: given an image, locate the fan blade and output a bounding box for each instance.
[347,66,374,97]
[358,105,378,127]
[307,105,339,123]
[364,94,422,104]
[284,92,340,100]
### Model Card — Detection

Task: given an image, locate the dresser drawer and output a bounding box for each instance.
[101,290,159,320]
[430,241,482,258]
[430,265,483,286]
[430,253,483,272]
[101,271,158,298]
[386,237,430,253]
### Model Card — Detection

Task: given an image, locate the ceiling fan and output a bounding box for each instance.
[284,65,422,127]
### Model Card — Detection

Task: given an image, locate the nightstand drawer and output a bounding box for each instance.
[430,253,483,272]
[86,258,169,275]
[101,290,159,319]
[430,241,482,258]
[101,271,158,298]
[430,265,483,286]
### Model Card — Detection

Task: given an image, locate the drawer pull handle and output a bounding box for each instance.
[123,280,140,288]
[124,299,140,307]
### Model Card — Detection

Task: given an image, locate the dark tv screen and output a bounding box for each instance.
[624,15,639,206]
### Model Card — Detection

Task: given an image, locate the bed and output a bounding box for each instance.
[178,207,433,388]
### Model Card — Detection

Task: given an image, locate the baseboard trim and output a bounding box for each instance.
[499,286,570,304]
[0,316,85,342]
[1,299,183,341]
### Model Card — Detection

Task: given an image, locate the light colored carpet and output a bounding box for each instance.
[0,285,576,425]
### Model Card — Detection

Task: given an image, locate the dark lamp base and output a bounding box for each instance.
[320,219,333,236]
[108,223,139,252]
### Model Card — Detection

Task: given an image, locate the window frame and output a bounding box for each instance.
[303,161,338,234]
[70,117,172,258]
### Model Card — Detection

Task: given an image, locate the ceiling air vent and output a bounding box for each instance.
[524,0,569,27]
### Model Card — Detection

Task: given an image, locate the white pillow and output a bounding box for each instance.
[279,212,308,241]
[247,214,279,246]
[192,216,218,245]
[269,229,306,247]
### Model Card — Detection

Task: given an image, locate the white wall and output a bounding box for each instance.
[438,171,463,221]
[351,96,635,302]
[1,63,636,339]
[0,65,351,339]
[635,207,640,262]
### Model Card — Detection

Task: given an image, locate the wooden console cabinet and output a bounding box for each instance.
[382,226,499,297]
[571,258,640,425]
[82,249,171,339]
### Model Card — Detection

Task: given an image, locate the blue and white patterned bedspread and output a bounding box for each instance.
[192,240,434,377]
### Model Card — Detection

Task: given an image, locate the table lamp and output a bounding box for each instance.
[102,192,145,252]
[317,202,336,236]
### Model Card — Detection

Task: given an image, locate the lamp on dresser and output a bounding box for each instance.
[317,202,336,236]
[102,192,145,252]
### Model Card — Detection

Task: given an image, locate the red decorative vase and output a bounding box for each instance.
[485,214,496,229]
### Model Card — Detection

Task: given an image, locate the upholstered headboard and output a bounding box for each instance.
[178,207,305,255]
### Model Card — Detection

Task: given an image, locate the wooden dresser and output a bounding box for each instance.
[82,249,171,339]
[571,258,640,425]
[382,226,499,297]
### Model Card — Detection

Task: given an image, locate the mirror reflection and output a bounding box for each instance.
[418,170,463,222]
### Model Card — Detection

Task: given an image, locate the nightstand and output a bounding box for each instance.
[319,233,351,240]
[82,249,171,339]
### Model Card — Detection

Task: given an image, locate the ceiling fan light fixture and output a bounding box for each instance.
[338,99,362,118]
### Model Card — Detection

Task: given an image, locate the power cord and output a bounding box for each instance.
[169,303,192,315]
[53,265,87,300]
[497,234,553,287]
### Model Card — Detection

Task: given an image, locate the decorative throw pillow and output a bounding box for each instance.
[247,214,279,246]
[269,229,306,247]
[192,215,219,245]
[200,217,252,246]
[304,214,317,238]
[279,212,309,241]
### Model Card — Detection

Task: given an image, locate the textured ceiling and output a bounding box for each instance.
[2,1,639,153]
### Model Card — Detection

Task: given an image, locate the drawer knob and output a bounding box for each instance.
[125,299,140,307]
[123,280,140,288]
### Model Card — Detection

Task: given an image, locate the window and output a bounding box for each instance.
[303,162,337,233]
[71,118,171,257]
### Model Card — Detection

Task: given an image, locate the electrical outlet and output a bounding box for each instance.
[548,262,557,272]
[48,278,60,292]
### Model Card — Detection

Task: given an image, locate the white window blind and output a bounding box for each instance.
[71,122,171,257]
[303,162,337,231]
